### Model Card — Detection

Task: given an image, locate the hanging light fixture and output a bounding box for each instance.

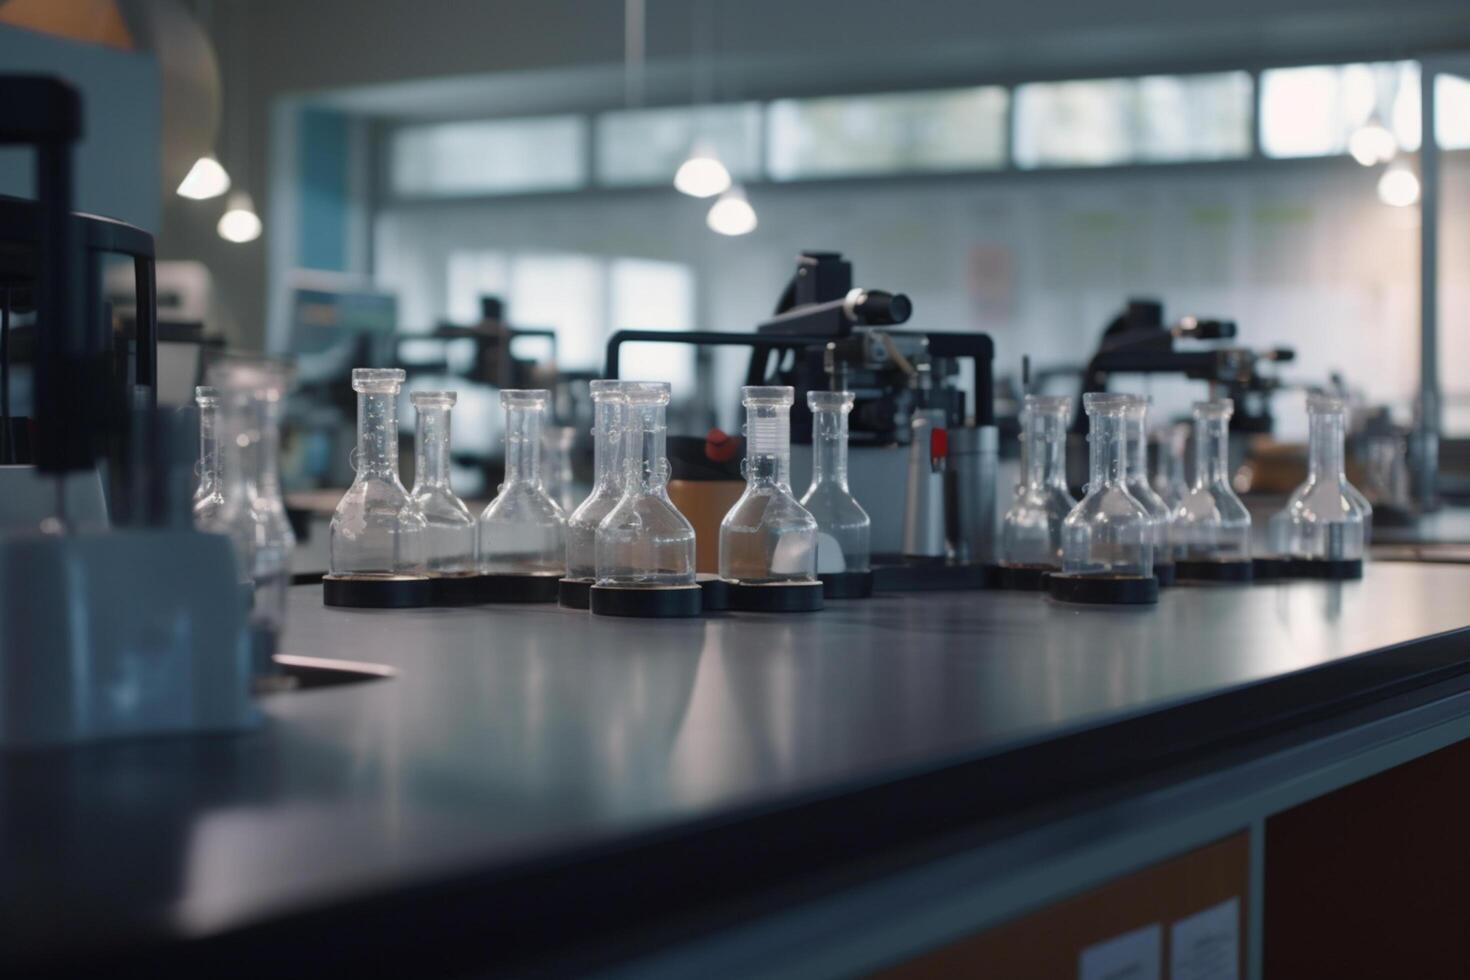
[1349,118,1397,167]
[674,140,731,198]
[217,191,262,242]
[177,153,231,200]
[1377,159,1420,207]
[706,184,757,236]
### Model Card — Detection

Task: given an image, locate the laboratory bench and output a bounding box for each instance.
[7,563,1470,977]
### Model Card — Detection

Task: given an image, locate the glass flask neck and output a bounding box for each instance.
[1124,413,1150,485]
[593,395,625,491]
[356,389,400,481]
[1193,415,1230,488]
[414,404,453,491]
[198,398,219,490]
[1308,409,1346,482]
[1086,410,1128,488]
[746,403,792,489]
[809,402,851,491]
[1024,409,1069,490]
[257,396,284,499]
[625,401,668,494]
[219,396,257,503]
[503,402,543,487]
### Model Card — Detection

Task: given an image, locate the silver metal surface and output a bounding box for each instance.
[4,563,1470,965]
[902,410,948,556]
[949,424,998,563]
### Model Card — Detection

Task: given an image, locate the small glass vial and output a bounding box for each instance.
[478,389,566,577]
[1174,398,1252,573]
[592,382,700,616]
[564,381,628,590]
[1050,393,1157,603]
[204,357,295,673]
[409,391,477,576]
[1122,395,1175,583]
[1277,393,1371,571]
[720,386,822,610]
[329,368,427,578]
[192,384,224,526]
[800,390,872,584]
[1000,394,1075,570]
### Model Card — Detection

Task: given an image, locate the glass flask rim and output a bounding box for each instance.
[1082,392,1133,414]
[209,355,295,396]
[808,389,855,411]
[590,379,625,397]
[621,379,671,405]
[1306,392,1347,415]
[1120,393,1153,419]
[351,367,405,393]
[194,385,219,405]
[500,387,550,408]
[742,384,795,407]
[1193,398,1234,419]
[1023,393,1071,415]
[411,389,457,407]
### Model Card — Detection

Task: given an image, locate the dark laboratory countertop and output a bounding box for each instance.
[6,564,1470,975]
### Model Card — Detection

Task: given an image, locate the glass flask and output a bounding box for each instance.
[541,424,578,514]
[595,382,697,586]
[1000,394,1075,568]
[799,390,871,574]
[1173,398,1252,563]
[192,384,224,525]
[478,389,566,575]
[1122,395,1174,572]
[204,357,295,670]
[329,368,427,577]
[1275,393,1371,562]
[1060,393,1154,577]
[719,386,819,583]
[408,390,477,575]
[1151,421,1191,511]
[565,380,627,583]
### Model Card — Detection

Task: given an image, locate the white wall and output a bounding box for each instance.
[376,156,1470,437]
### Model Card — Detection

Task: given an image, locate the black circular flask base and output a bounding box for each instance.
[1294,558,1364,580]
[727,580,825,613]
[590,584,703,618]
[559,577,593,609]
[323,574,434,609]
[1155,561,1177,588]
[696,573,730,612]
[1176,559,1254,583]
[1046,572,1159,605]
[429,573,497,606]
[995,564,1052,591]
[820,570,875,599]
[1252,556,1297,581]
[478,573,562,603]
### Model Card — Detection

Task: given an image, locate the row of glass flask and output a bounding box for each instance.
[322,370,872,589]
[1001,390,1372,578]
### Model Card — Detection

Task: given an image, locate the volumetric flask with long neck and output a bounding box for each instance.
[719,386,819,583]
[479,389,565,575]
[1278,393,1371,562]
[595,382,696,586]
[409,391,477,575]
[1174,398,1251,562]
[1061,393,1154,577]
[1122,395,1173,569]
[565,380,627,582]
[1001,394,1075,568]
[329,368,426,576]
[800,390,871,574]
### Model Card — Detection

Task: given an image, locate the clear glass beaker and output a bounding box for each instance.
[478,389,566,575]
[329,368,427,577]
[1122,395,1174,570]
[1174,398,1252,562]
[595,381,697,586]
[800,390,871,574]
[719,386,819,584]
[409,390,477,576]
[204,357,296,670]
[192,384,224,526]
[565,380,627,582]
[1001,394,1075,568]
[1275,393,1371,561]
[1061,393,1154,577]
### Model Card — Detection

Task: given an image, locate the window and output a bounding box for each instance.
[1259,62,1419,158]
[766,87,1008,180]
[609,259,696,398]
[1013,72,1252,168]
[1438,73,1470,150]
[388,116,587,197]
[596,103,762,186]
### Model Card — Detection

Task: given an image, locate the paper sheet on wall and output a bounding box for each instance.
[1169,897,1240,980]
[1078,922,1161,980]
